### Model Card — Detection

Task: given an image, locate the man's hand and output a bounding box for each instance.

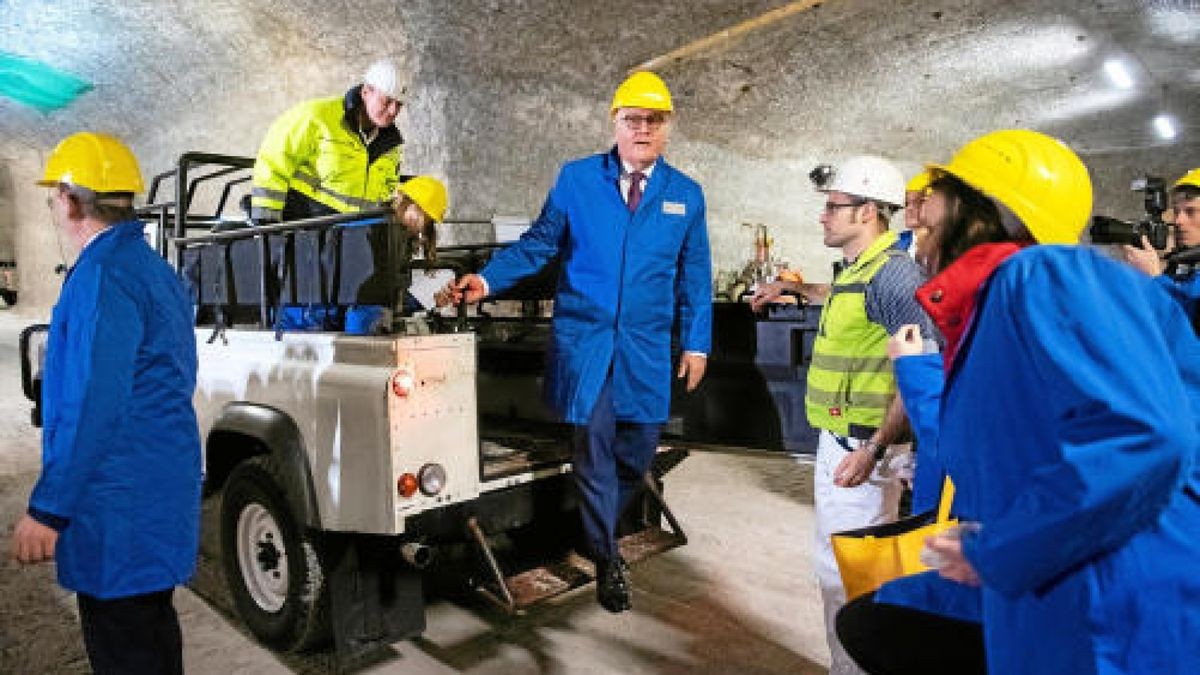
[833,447,876,488]
[677,353,707,392]
[1121,236,1165,276]
[11,515,58,564]
[749,281,787,311]
[926,532,981,586]
[438,274,487,307]
[887,324,925,361]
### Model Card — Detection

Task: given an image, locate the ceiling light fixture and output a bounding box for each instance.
[1154,115,1177,140]
[1104,59,1134,89]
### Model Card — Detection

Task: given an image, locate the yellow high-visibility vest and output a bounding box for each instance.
[806,230,903,437]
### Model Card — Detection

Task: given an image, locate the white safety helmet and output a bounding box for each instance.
[811,154,906,208]
[363,59,406,101]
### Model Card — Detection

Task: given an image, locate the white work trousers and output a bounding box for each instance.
[813,429,904,675]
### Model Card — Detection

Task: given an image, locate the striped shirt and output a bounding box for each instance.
[863,253,941,345]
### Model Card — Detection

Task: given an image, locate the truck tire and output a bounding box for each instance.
[220,456,330,651]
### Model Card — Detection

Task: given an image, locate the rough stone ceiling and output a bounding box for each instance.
[1,0,1197,171]
[657,0,1200,160]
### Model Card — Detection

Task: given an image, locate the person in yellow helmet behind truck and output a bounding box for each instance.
[10,132,201,675]
[395,174,447,238]
[303,174,449,335]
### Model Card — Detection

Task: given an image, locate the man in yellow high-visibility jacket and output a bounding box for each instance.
[805,155,936,675]
[250,59,406,223]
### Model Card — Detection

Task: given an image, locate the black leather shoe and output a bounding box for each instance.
[596,556,632,613]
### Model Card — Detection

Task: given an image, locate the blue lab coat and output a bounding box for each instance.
[875,352,982,622]
[939,246,1200,674]
[30,220,202,599]
[895,353,947,514]
[481,148,713,423]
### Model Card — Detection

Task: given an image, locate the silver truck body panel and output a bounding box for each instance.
[194,329,480,535]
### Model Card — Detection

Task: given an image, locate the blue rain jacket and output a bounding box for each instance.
[481,148,712,423]
[895,353,947,514]
[30,220,202,599]
[941,246,1200,674]
[875,352,983,622]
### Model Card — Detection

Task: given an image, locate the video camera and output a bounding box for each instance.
[1088,175,1172,249]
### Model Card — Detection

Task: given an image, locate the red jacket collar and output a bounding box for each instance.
[917,242,1027,370]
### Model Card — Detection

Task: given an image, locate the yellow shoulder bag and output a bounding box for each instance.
[831,478,956,600]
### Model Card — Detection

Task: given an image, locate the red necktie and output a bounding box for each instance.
[627,171,645,212]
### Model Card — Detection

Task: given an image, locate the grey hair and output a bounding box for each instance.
[61,183,135,224]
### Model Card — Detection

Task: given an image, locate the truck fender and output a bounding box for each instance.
[204,402,322,529]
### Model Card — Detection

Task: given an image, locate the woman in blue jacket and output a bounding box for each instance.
[840,129,1200,674]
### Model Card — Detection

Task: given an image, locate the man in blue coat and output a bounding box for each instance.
[10,132,202,674]
[446,71,712,613]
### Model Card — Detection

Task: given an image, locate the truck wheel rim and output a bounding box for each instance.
[236,503,288,612]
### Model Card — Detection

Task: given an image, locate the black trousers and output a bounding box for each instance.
[836,590,987,675]
[77,588,183,675]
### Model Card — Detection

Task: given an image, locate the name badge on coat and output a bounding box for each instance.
[662,201,686,216]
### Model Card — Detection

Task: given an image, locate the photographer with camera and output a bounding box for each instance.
[1119,170,1200,305]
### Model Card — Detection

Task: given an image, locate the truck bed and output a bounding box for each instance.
[479,417,574,481]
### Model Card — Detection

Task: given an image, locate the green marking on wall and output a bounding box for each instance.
[0,52,92,113]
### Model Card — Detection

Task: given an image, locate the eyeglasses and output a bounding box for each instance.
[46,185,66,209]
[822,199,866,214]
[618,113,668,130]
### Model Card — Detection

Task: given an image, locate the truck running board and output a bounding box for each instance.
[468,473,687,613]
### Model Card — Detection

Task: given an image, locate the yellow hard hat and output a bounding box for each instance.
[37,132,144,193]
[611,71,673,113]
[932,129,1092,245]
[1174,168,1200,190]
[906,169,932,194]
[399,175,448,223]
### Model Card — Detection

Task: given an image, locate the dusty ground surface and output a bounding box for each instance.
[0,310,828,674]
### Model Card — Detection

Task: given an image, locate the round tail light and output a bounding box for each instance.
[397,472,418,498]
[418,463,446,496]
